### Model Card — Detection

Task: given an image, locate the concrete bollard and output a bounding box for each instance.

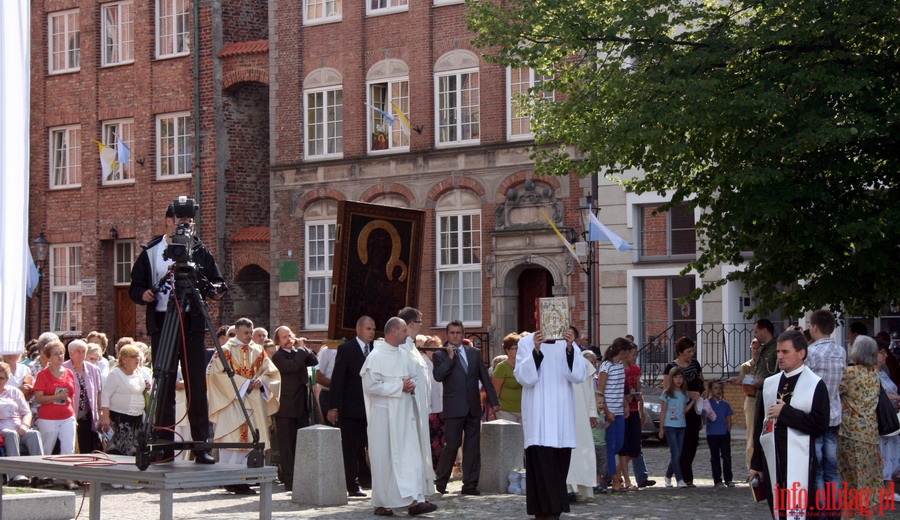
[480,419,524,494]
[292,424,348,506]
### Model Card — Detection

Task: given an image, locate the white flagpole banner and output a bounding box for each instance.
[588,211,633,252]
[0,0,32,354]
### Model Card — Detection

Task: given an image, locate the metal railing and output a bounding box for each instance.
[639,323,760,389]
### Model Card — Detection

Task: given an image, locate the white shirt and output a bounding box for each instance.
[317,348,337,381]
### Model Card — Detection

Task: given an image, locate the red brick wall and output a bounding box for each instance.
[28,0,268,341]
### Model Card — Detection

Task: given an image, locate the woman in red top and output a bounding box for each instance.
[33,340,78,489]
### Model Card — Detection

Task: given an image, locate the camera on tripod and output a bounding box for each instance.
[163,197,199,266]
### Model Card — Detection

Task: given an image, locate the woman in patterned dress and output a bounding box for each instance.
[838,335,883,514]
[877,343,900,500]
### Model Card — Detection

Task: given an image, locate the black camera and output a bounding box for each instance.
[163,197,198,265]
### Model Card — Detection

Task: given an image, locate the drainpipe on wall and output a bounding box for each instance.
[192,0,202,239]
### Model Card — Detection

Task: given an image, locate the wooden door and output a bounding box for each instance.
[517,268,553,333]
[114,287,135,348]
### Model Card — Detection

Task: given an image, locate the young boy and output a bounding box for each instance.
[592,390,609,494]
[705,380,734,487]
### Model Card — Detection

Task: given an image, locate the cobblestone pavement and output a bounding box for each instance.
[61,428,900,519]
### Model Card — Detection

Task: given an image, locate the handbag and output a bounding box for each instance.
[876,386,900,436]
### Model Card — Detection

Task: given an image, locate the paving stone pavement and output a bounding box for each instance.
[65,428,900,519]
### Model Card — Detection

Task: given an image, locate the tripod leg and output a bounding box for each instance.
[137,296,186,469]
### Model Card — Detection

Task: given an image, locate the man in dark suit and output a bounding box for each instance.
[432,320,500,495]
[327,315,376,497]
[270,325,318,491]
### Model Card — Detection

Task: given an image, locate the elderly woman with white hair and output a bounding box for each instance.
[62,339,103,453]
[838,335,882,514]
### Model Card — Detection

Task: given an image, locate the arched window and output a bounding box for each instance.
[435,189,482,325]
[434,50,480,147]
[305,199,338,328]
[366,59,410,153]
[304,68,344,160]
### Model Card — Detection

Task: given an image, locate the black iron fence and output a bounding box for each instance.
[639,323,762,389]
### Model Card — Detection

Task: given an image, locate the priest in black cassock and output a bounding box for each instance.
[749,329,830,520]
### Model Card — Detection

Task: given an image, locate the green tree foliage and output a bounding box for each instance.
[468,0,900,318]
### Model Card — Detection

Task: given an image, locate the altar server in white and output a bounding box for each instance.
[515,327,589,519]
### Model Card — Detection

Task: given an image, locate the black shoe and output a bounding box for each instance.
[9,475,30,487]
[568,491,578,503]
[460,488,481,496]
[408,501,438,516]
[348,489,367,497]
[374,507,394,516]
[686,482,696,488]
[638,479,657,488]
[435,485,447,494]
[224,484,256,495]
[194,451,215,464]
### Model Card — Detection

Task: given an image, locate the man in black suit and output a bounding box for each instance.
[270,325,318,491]
[432,320,500,495]
[327,315,376,497]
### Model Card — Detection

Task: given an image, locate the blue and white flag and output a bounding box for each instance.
[587,211,633,251]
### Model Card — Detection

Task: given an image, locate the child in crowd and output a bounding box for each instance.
[705,380,734,487]
[592,390,609,494]
[659,366,696,488]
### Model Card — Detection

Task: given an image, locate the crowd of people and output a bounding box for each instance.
[743,313,900,519]
[4,305,900,520]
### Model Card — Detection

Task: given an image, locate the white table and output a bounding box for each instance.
[0,455,277,520]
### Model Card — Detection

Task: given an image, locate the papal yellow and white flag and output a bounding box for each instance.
[93,139,118,180]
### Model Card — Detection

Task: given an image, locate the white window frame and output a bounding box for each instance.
[156,0,190,59]
[50,244,83,334]
[304,86,344,160]
[114,241,134,285]
[304,0,342,25]
[49,125,82,189]
[48,9,80,74]
[156,112,193,179]
[367,0,408,16]
[305,221,336,330]
[435,68,480,147]
[367,77,410,153]
[101,1,134,67]
[434,0,464,5]
[507,67,553,141]
[101,118,134,185]
[436,211,482,326]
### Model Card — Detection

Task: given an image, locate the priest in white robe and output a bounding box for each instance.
[749,330,829,520]
[207,318,281,494]
[361,317,437,517]
[566,348,598,499]
[398,307,437,485]
[515,328,589,519]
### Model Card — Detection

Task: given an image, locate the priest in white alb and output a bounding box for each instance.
[515,327,589,519]
[397,307,437,485]
[566,344,598,500]
[749,329,829,520]
[360,317,437,517]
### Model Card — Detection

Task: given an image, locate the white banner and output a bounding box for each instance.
[0,1,32,354]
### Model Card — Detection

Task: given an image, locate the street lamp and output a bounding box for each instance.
[578,195,599,350]
[30,231,50,336]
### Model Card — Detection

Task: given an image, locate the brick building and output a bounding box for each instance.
[266,0,607,360]
[28,0,272,345]
[29,1,823,376]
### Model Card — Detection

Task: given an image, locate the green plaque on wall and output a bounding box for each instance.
[279,260,298,281]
